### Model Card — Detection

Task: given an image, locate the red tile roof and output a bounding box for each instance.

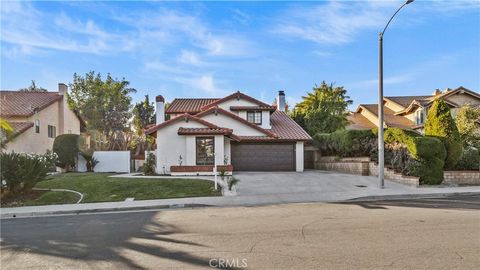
[9,121,34,136]
[0,91,63,117]
[201,91,271,110]
[165,98,219,114]
[178,127,233,136]
[145,113,222,135]
[150,92,312,142]
[230,105,276,111]
[270,111,312,141]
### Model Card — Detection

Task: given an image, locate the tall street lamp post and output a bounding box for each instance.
[378,0,414,188]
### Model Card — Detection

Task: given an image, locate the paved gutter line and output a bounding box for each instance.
[346,192,480,202]
[33,188,84,204]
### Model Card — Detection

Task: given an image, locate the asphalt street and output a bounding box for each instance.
[1,194,479,269]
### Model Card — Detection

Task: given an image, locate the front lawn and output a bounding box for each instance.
[3,173,220,207]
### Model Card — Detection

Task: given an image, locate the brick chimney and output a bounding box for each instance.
[277,90,286,112]
[156,95,165,124]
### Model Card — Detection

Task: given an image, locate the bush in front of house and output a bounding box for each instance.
[143,152,156,175]
[53,134,81,171]
[425,98,463,169]
[0,152,56,198]
[385,128,446,185]
[80,149,99,172]
[453,147,480,171]
[313,129,376,157]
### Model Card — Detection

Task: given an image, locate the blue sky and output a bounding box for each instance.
[1,0,479,109]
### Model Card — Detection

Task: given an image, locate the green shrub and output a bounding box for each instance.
[385,128,446,185]
[454,147,480,171]
[143,152,156,175]
[313,129,376,157]
[80,149,99,172]
[53,134,81,170]
[227,176,240,191]
[0,152,53,197]
[425,98,462,168]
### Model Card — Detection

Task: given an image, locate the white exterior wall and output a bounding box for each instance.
[261,111,271,129]
[214,135,224,166]
[156,119,208,174]
[185,135,196,166]
[224,139,231,165]
[201,113,266,136]
[93,151,130,173]
[296,141,304,172]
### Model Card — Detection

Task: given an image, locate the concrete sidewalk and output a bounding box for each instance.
[2,184,480,219]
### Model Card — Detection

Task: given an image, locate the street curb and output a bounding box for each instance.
[0,204,213,219]
[346,192,480,202]
[2,192,479,219]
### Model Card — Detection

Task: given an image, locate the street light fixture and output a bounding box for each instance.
[378,0,414,189]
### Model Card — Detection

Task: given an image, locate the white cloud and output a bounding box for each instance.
[273,0,479,45]
[178,50,202,66]
[0,2,131,55]
[175,75,227,95]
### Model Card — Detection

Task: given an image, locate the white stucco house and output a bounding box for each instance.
[145,91,312,175]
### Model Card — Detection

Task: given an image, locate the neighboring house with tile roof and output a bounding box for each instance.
[1,83,84,153]
[146,91,312,174]
[347,86,480,133]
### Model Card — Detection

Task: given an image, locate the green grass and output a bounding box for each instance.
[27,191,80,206]
[23,172,219,205]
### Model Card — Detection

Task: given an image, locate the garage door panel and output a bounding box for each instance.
[231,143,295,171]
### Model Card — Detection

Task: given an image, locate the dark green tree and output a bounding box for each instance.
[132,95,155,135]
[19,80,47,92]
[67,71,136,150]
[424,98,462,168]
[291,81,352,135]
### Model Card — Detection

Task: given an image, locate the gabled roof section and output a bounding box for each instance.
[200,91,271,111]
[384,95,432,108]
[357,104,413,129]
[145,113,221,135]
[270,111,312,141]
[195,106,277,138]
[0,91,63,117]
[165,98,220,114]
[427,86,480,104]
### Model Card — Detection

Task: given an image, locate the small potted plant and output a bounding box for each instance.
[222,176,239,196]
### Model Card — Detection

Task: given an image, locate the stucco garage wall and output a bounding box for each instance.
[93,151,130,173]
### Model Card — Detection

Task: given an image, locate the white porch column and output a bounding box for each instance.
[296,141,304,172]
[224,139,231,165]
[185,136,196,165]
[214,135,225,166]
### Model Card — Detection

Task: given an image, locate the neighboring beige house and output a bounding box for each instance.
[347,86,480,133]
[145,91,312,175]
[0,83,84,154]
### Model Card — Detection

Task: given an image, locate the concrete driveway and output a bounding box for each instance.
[235,170,414,197]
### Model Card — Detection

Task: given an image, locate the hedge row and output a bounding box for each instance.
[313,129,376,157]
[384,128,446,185]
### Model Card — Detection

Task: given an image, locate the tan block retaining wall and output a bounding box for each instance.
[316,156,480,186]
[443,171,480,185]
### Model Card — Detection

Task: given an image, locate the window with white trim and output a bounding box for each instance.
[247,111,262,125]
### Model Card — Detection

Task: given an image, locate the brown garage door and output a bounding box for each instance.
[231,143,295,171]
